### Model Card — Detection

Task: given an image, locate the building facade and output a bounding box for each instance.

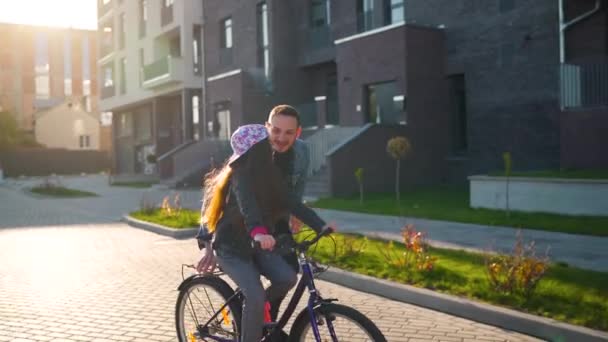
[106,0,607,192]
[0,23,110,152]
[97,0,204,177]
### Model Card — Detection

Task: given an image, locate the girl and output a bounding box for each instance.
[201,124,330,342]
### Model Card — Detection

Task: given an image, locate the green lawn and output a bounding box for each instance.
[488,169,608,179]
[30,186,98,198]
[130,209,608,331]
[300,231,608,331]
[111,181,157,188]
[312,186,608,236]
[130,208,199,228]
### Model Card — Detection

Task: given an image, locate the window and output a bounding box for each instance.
[79,135,91,148]
[192,95,200,140]
[104,65,114,87]
[385,0,404,24]
[139,48,145,85]
[120,57,127,94]
[257,3,269,77]
[64,34,72,96]
[356,0,374,32]
[82,36,91,96]
[119,13,126,49]
[139,0,147,37]
[448,74,468,153]
[34,32,50,99]
[311,0,329,27]
[193,27,201,75]
[365,81,399,124]
[221,17,233,48]
[100,22,113,57]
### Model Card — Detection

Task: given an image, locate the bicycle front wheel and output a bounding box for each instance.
[175,276,241,342]
[289,303,386,342]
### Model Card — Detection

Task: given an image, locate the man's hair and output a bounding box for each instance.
[268,104,301,127]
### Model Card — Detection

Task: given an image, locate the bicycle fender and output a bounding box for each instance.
[177,273,223,291]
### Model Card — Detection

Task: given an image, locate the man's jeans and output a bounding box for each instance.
[216,248,297,342]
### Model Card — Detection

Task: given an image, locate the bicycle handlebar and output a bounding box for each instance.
[251,228,333,254]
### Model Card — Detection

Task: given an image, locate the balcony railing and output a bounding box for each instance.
[561,61,608,109]
[309,25,332,50]
[357,10,378,33]
[161,4,174,26]
[141,55,183,88]
[100,43,114,58]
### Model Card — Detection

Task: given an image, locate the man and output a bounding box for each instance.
[196,104,312,273]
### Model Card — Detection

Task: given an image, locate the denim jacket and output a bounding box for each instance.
[196,139,321,250]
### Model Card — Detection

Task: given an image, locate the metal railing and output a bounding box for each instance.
[561,61,608,109]
[309,25,332,50]
[357,11,377,33]
[304,126,361,176]
[101,85,115,99]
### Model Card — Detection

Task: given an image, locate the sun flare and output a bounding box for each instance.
[0,0,97,29]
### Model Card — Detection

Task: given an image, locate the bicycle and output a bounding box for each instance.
[175,229,387,341]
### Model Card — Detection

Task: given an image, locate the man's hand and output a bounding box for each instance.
[290,215,304,233]
[254,234,276,250]
[196,242,217,273]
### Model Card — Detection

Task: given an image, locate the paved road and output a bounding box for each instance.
[0,176,541,341]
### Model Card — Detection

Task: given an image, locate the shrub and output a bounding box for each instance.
[378,224,436,277]
[485,230,549,298]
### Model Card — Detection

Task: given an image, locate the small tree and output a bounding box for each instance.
[354,167,364,205]
[386,136,412,202]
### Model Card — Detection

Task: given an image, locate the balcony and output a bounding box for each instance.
[101,85,115,99]
[141,55,184,89]
[98,0,112,19]
[561,61,608,109]
[299,25,335,66]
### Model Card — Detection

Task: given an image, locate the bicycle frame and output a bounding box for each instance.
[194,249,336,342]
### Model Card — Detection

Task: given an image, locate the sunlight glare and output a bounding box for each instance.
[0,0,97,29]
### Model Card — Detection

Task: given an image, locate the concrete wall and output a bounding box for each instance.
[470,175,608,216]
[0,149,110,177]
[328,125,446,197]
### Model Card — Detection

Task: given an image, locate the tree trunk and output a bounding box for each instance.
[396,160,401,202]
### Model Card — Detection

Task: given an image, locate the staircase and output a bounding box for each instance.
[302,126,361,200]
[303,165,330,201]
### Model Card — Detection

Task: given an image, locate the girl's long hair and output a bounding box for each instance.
[201,138,288,233]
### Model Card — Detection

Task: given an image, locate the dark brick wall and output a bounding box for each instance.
[328,125,445,197]
[565,1,607,63]
[560,107,608,169]
[335,25,407,126]
[0,148,110,177]
[404,0,562,174]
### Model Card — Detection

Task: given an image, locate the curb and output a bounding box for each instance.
[122,215,198,239]
[122,217,608,342]
[318,268,608,342]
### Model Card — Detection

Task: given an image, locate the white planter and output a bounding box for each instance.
[469,175,608,216]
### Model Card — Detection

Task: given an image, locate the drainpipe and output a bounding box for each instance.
[559,0,601,63]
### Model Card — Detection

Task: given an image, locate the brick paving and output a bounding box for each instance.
[0,177,542,341]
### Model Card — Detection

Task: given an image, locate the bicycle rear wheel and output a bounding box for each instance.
[289,303,386,342]
[175,276,242,341]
